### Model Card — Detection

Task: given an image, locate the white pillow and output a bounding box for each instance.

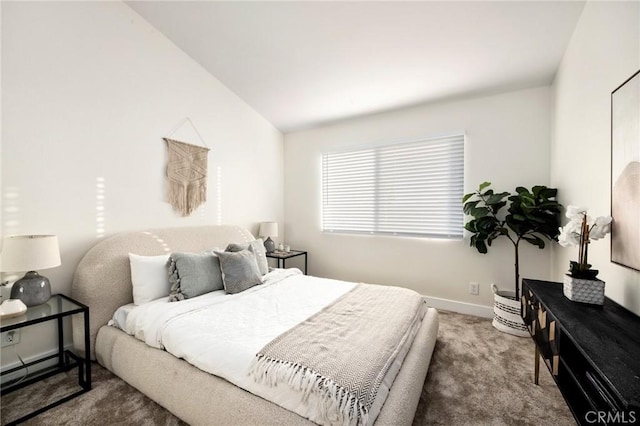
[129,253,171,305]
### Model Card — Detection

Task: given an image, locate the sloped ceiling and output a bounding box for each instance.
[127,1,585,133]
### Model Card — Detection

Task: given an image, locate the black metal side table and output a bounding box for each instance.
[266,250,308,274]
[1,294,91,425]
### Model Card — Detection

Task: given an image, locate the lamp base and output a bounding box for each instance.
[10,271,52,307]
[263,237,276,253]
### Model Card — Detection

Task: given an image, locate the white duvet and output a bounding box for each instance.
[112,269,422,425]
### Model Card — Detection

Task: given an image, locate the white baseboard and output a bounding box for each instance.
[1,344,75,383]
[423,295,494,318]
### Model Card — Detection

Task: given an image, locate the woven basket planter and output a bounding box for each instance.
[491,284,529,337]
[563,275,605,305]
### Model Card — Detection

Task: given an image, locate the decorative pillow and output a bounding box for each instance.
[168,250,223,302]
[226,239,268,275]
[128,253,171,305]
[215,250,263,295]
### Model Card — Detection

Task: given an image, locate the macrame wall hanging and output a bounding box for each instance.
[164,118,210,217]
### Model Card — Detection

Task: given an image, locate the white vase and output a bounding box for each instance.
[491,284,529,337]
[563,275,605,305]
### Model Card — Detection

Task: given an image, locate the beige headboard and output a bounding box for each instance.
[71,225,254,360]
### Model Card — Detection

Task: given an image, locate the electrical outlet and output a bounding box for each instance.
[1,330,20,347]
[469,282,479,295]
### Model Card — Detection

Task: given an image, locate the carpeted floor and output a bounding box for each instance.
[0,311,575,425]
[414,312,574,425]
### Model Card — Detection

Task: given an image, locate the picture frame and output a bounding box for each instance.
[611,69,640,271]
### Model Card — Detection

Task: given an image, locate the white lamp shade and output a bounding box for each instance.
[0,235,61,272]
[259,222,278,238]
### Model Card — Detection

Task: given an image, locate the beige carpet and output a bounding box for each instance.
[0,311,575,425]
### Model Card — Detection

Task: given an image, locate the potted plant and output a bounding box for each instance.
[462,182,562,336]
[558,206,612,305]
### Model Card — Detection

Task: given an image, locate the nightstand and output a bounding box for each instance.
[265,250,308,274]
[1,294,91,424]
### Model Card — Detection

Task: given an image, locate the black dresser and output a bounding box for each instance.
[521,278,640,425]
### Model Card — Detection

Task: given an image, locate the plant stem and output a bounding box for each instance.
[477,189,518,299]
[580,214,589,270]
[514,240,520,300]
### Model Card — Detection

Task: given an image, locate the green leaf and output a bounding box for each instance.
[533,186,557,199]
[486,193,507,205]
[524,214,546,224]
[510,223,523,235]
[476,216,497,232]
[491,201,507,213]
[471,206,490,218]
[479,181,491,191]
[522,235,545,249]
[538,201,561,211]
[463,200,479,215]
[462,193,474,203]
[520,196,535,207]
[475,240,488,254]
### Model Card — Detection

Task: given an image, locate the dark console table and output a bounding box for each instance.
[521,278,640,425]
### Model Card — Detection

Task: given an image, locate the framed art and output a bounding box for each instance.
[611,69,640,271]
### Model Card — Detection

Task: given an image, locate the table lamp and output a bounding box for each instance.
[1,235,61,307]
[259,222,278,253]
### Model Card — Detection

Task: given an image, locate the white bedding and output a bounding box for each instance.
[111,269,424,425]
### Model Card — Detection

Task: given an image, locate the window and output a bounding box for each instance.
[321,134,464,239]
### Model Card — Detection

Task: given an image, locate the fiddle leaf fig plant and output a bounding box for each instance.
[462,182,562,299]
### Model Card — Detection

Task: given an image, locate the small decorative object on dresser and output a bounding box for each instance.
[259,221,278,253]
[558,206,612,305]
[0,235,61,307]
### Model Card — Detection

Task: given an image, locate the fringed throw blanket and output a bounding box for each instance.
[249,284,425,426]
[164,138,210,216]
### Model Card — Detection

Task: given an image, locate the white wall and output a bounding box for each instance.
[1,2,283,362]
[551,1,640,315]
[284,86,552,309]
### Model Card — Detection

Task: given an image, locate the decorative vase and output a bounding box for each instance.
[562,275,605,305]
[263,237,276,253]
[491,284,529,337]
[9,271,52,307]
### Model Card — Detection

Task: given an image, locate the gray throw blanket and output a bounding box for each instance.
[249,284,426,426]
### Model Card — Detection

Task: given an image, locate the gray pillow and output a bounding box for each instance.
[215,250,263,294]
[168,251,223,301]
[226,239,269,275]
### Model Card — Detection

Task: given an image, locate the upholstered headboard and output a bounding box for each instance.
[71,225,254,360]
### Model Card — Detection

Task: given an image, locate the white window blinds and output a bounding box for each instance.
[322,134,464,239]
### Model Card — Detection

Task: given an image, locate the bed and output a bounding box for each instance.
[71,225,439,425]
